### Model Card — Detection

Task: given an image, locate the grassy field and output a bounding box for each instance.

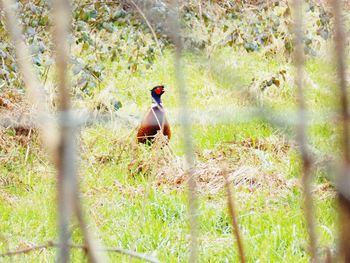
[0,47,339,262]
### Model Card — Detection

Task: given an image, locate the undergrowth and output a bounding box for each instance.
[0,46,339,262]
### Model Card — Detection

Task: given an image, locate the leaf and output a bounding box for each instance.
[88,10,98,20]
[82,32,93,45]
[27,27,36,36]
[318,29,329,40]
[244,42,259,52]
[283,7,291,17]
[112,100,122,111]
[72,64,83,75]
[0,68,9,76]
[304,37,312,46]
[0,50,7,58]
[82,42,89,51]
[272,77,280,87]
[45,58,54,66]
[304,46,317,56]
[39,15,49,26]
[31,44,40,55]
[113,10,127,20]
[77,21,88,32]
[32,55,42,66]
[28,3,40,14]
[103,22,115,33]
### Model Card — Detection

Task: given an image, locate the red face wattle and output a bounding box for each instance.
[154,87,164,95]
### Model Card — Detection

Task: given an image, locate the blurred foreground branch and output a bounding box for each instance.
[167,1,198,262]
[0,241,160,263]
[52,0,105,262]
[52,0,74,260]
[331,0,350,262]
[292,0,318,261]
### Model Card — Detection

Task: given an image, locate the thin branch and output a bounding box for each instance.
[128,0,163,57]
[224,171,246,263]
[0,243,51,257]
[0,241,160,263]
[292,0,318,261]
[330,0,350,262]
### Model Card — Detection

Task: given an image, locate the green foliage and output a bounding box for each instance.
[181,0,331,55]
[0,0,163,96]
[0,0,332,98]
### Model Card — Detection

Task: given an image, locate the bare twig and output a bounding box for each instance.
[330,0,350,262]
[292,0,318,261]
[0,241,160,263]
[167,2,198,262]
[0,243,52,257]
[128,0,163,57]
[224,171,246,263]
[24,128,32,163]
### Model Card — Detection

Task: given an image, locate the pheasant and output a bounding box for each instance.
[137,85,171,144]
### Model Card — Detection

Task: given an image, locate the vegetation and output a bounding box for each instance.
[0,0,344,262]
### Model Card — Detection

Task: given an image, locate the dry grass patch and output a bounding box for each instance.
[0,91,36,153]
[123,134,297,195]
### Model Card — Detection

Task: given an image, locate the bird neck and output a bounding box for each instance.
[151,95,163,108]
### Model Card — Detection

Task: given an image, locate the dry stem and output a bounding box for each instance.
[292,0,318,261]
[224,171,246,263]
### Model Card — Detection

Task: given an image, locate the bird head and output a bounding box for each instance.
[151,85,165,105]
[151,85,165,96]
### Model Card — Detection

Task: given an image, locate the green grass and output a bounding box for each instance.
[0,48,339,262]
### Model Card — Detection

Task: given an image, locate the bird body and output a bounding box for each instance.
[137,86,171,144]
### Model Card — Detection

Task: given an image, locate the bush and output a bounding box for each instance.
[0,0,332,96]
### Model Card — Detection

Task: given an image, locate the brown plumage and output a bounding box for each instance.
[137,86,171,144]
